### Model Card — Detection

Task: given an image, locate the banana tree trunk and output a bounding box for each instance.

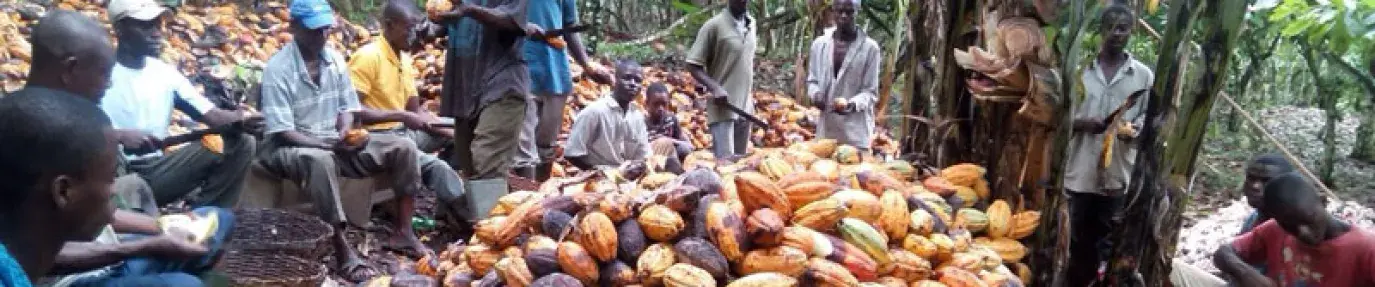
[1104,0,1245,285]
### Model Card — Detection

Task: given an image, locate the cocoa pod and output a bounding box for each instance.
[801,257,859,287]
[542,210,574,237]
[556,242,599,285]
[681,194,719,239]
[734,171,792,219]
[661,185,703,214]
[599,193,634,223]
[705,201,751,263]
[736,246,808,277]
[616,219,648,264]
[476,270,503,287]
[662,263,716,287]
[639,204,686,242]
[442,270,473,287]
[791,198,848,232]
[679,168,723,196]
[672,237,730,280]
[465,244,503,275]
[636,243,676,286]
[886,248,933,282]
[746,208,786,247]
[524,248,560,278]
[576,212,618,262]
[496,257,535,287]
[727,272,799,287]
[531,273,583,287]
[876,190,909,241]
[600,261,639,286]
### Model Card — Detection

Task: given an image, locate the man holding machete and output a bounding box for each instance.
[99,0,262,209]
[686,0,757,160]
[513,0,612,181]
[1064,4,1154,286]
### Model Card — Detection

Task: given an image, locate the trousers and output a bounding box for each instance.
[68,207,236,287]
[1067,191,1123,287]
[123,134,255,208]
[516,93,567,168]
[257,135,424,224]
[370,128,464,202]
[708,119,750,159]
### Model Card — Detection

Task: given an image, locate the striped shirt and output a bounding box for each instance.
[260,42,362,140]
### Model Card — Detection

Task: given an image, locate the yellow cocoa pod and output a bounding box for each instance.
[705,201,750,262]
[781,226,830,257]
[495,257,534,287]
[641,172,678,190]
[984,200,1012,239]
[830,189,881,223]
[811,159,841,181]
[735,246,808,277]
[663,263,716,287]
[953,187,978,208]
[599,193,634,223]
[929,234,956,262]
[1013,262,1032,283]
[636,243,676,286]
[886,248,933,282]
[976,237,1027,262]
[877,190,910,240]
[576,212,618,262]
[556,242,599,285]
[910,209,936,236]
[726,272,799,287]
[809,139,839,158]
[903,234,939,260]
[940,163,986,187]
[758,157,796,181]
[1007,211,1041,240]
[803,257,860,287]
[464,244,502,276]
[791,198,848,233]
[782,181,837,209]
[638,204,686,242]
[735,172,792,219]
[777,171,829,189]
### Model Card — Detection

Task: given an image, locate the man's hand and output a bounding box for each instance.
[400,112,434,131]
[710,87,729,104]
[1116,123,1140,140]
[330,137,367,155]
[1072,118,1107,134]
[116,130,163,151]
[523,23,546,38]
[139,234,208,260]
[585,66,614,85]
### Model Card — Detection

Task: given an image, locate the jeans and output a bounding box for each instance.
[70,207,236,287]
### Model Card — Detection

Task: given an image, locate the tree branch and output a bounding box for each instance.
[1322,51,1375,100]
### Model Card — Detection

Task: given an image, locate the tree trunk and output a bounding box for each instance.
[1225,35,1280,133]
[929,0,975,166]
[1355,101,1375,163]
[1301,45,1338,187]
[1105,0,1246,284]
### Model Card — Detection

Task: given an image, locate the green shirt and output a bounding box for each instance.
[686,10,757,124]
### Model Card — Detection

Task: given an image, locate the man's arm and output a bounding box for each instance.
[261,76,331,149]
[684,21,727,100]
[110,210,160,235]
[563,109,599,170]
[452,0,527,32]
[50,242,140,274]
[804,39,824,106]
[1213,245,1273,286]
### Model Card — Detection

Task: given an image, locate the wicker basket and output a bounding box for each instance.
[228,208,333,261]
[217,251,326,287]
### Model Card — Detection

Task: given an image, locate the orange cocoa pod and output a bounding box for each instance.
[734,172,792,219]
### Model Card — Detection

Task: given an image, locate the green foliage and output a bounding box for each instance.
[1258,0,1375,55]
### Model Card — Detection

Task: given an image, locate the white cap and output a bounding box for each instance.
[107,0,168,23]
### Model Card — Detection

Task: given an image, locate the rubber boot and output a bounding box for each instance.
[463,178,509,221]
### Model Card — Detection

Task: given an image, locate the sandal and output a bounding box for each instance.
[337,257,378,283]
[382,237,434,259]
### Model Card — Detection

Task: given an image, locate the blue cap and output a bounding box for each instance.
[289,0,336,29]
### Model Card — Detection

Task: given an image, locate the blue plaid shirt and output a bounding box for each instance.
[260,42,361,140]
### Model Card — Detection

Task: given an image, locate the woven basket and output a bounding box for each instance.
[217,251,326,287]
[228,208,332,261]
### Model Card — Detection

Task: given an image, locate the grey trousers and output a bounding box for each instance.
[124,134,255,208]
[516,93,568,168]
[114,174,158,217]
[708,119,751,158]
[370,128,464,202]
[257,134,425,224]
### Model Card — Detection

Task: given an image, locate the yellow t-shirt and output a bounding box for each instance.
[348,39,418,130]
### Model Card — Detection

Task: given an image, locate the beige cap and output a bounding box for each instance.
[107,0,168,23]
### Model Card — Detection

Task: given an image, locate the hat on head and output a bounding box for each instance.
[290,0,337,29]
[107,0,168,23]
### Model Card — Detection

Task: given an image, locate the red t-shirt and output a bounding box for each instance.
[1232,220,1375,286]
